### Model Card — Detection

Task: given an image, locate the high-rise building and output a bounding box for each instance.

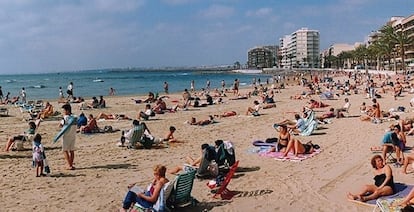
[247,46,278,69]
[279,28,320,68]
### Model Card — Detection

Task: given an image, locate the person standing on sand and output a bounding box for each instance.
[163,81,169,94]
[59,87,64,98]
[221,80,225,91]
[206,79,210,91]
[66,82,74,100]
[59,104,77,170]
[190,80,195,92]
[20,87,26,103]
[0,86,3,102]
[109,87,116,96]
[233,79,239,95]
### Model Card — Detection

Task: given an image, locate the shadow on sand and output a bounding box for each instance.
[78,163,138,170]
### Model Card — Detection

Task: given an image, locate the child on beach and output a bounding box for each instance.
[32,134,46,177]
[164,126,177,143]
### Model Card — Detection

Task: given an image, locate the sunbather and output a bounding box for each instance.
[335,98,350,118]
[4,121,36,151]
[163,126,177,143]
[316,108,335,122]
[78,114,99,133]
[35,101,54,119]
[168,143,217,176]
[347,155,395,202]
[188,116,214,126]
[143,92,156,103]
[246,100,261,116]
[138,104,155,120]
[152,98,167,114]
[120,164,169,211]
[214,111,237,118]
[96,112,131,120]
[269,125,315,157]
[307,99,328,109]
[394,187,414,209]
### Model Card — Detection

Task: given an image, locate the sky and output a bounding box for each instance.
[0,0,412,74]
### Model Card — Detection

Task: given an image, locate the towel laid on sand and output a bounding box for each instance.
[258,149,321,162]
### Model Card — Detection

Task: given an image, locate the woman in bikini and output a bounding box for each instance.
[270,125,315,157]
[347,155,395,202]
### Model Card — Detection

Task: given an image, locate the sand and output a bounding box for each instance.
[1,71,414,212]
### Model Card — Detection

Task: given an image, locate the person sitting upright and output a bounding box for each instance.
[78,114,99,133]
[246,100,261,116]
[4,121,36,151]
[87,96,99,109]
[98,96,106,108]
[347,155,395,202]
[335,98,350,118]
[120,164,169,211]
[35,101,54,119]
[138,104,155,120]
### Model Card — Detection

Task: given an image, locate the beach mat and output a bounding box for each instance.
[257,149,321,162]
[348,183,412,207]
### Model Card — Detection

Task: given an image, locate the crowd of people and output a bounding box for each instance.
[4,70,414,211]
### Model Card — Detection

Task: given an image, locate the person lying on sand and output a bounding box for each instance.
[97,112,131,120]
[213,111,237,118]
[188,116,214,126]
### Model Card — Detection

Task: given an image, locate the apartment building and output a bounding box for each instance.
[247,46,278,69]
[279,28,320,68]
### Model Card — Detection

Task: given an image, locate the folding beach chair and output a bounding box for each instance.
[212,160,239,200]
[167,169,197,209]
[131,180,175,212]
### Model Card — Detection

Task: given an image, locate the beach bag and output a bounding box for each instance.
[207,161,219,177]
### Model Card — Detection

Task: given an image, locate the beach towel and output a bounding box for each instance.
[257,149,321,162]
[299,120,318,136]
[348,183,412,207]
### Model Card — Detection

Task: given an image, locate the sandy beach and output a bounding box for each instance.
[2,71,414,212]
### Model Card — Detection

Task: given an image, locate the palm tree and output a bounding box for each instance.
[393,28,414,74]
[377,24,414,73]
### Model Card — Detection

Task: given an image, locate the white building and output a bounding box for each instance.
[279,28,320,68]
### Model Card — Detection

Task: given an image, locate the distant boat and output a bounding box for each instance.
[93,78,104,82]
[32,85,46,88]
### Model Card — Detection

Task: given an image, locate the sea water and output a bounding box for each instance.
[0,69,272,100]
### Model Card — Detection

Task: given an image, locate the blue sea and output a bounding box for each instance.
[0,69,272,100]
